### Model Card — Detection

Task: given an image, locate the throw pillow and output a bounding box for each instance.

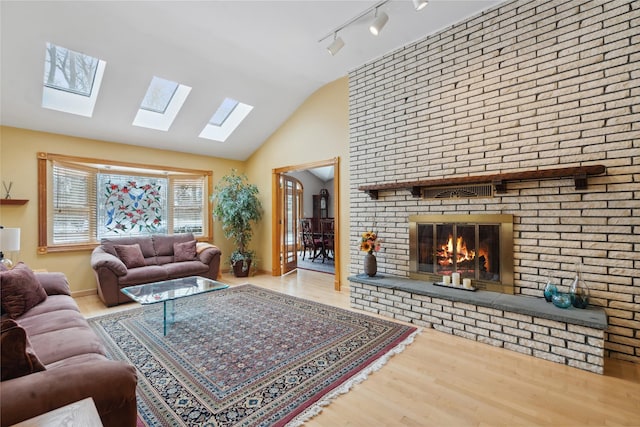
[174,240,197,262]
[0,263,48,319]
[1,318,46,381]
[114,243,146,269]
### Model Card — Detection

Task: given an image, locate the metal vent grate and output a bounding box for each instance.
[422,184,494,199]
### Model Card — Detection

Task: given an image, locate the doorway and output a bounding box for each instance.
[272,158,340,291]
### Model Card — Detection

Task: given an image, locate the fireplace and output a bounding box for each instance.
[409,214,514,294]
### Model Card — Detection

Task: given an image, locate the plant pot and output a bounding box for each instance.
[232,259,252,277]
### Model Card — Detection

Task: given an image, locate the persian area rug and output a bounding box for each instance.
[89,284,418,427]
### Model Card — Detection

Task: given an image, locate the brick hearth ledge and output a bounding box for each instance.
[349,275,607,374]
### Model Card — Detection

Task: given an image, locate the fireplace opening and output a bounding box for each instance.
[409,214,513,294]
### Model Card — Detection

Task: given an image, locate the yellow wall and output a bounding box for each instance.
[0,76,349,294]
[0,126,242,293]
[245,77,350,287]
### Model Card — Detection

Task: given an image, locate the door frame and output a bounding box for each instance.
[271,157,341,291]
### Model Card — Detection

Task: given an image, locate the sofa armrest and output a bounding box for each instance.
[35,272,71,296]
[91,248,127,277]
[0,359,138,427]
[196,242,222,265]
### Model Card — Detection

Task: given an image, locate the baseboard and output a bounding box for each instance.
[71,289,98,298]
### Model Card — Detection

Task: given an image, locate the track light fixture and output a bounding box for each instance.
[413,0,428,11]
[318,0,427,56]
[327,33,345,56]
[369,9,389,36]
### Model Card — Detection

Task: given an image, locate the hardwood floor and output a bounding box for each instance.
[76,270,640,426]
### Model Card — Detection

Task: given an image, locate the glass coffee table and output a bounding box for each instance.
[121,276,229,335]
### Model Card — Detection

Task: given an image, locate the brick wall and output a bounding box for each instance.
[350,282,606,373]
[348,0,640,363]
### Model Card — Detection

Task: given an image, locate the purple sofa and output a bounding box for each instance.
[0,265,138,427]
[90,233,222,307]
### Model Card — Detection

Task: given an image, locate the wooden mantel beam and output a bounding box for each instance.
[358,165,606,199]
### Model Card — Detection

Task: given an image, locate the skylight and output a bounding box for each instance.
[209,98,238,126]
[199,98,253,142]
[42,43,106,117]
[140,77,178,113]
[132,76,191,131]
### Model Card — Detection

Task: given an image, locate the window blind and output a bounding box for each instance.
[171,176,205,235]
[52,162,96,244]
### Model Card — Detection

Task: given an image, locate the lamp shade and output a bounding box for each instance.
[369,11,389,36]
[0,227,20,252]
[327,36,345,56]
[413,0,428,11]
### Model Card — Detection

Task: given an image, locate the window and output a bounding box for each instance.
[199,97,253,142]
[140,77,178,113]
[52,163,96,244]
[42,43,106,117]
[132,76,191,131]
[97,173,167,238]
[172,177,205,234]
[38,153,212,253]
[209,98,239,126]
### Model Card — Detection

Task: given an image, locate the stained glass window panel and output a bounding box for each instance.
[97,173,168,238]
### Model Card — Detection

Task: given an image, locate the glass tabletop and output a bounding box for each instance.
[121,276,229,305]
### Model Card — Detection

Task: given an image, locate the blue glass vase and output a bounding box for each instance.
[543,275,557,302]
[569,264,589,309]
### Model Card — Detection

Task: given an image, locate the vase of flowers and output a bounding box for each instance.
[360,231,381,277]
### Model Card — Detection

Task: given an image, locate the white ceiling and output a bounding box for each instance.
[0,0,504,161]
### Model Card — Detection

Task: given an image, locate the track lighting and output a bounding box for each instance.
[319,0,426,56]
[326,34,345,56]
[369,10,388,36]
[412,0,428,11]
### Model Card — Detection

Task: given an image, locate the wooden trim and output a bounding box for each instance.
[207,174,214,242]
[272,157,341,291]
[358,165,606,199]
[39,243,98,254]
[37,153,48,252]
[271,171,281,276]
[0,199,28,205]
[273,158,338,174]
[332,157,340,292]
[41,152,213,176]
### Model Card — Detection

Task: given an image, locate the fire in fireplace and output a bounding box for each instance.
[409,214,513,294]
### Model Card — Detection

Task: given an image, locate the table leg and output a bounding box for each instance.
[163,299,176,336]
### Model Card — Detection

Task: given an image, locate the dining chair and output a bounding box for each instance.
[300,219,323,260]
[320,218,335,263]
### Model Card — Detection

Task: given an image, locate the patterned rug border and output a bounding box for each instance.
[88,284,419,426]
[286,326,419,426]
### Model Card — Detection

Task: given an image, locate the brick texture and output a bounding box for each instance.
[349,0,640,363]
[350,282,605,374]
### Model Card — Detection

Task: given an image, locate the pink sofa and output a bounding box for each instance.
[91,233,222,306]
[1,265,138,427]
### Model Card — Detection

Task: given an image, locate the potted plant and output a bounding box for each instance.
[212,169,263,277]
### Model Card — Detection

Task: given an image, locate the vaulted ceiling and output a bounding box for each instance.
[1,0,504,160]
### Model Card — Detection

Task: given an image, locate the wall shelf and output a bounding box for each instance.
[358,165,606,200]
[0,199,28,205]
